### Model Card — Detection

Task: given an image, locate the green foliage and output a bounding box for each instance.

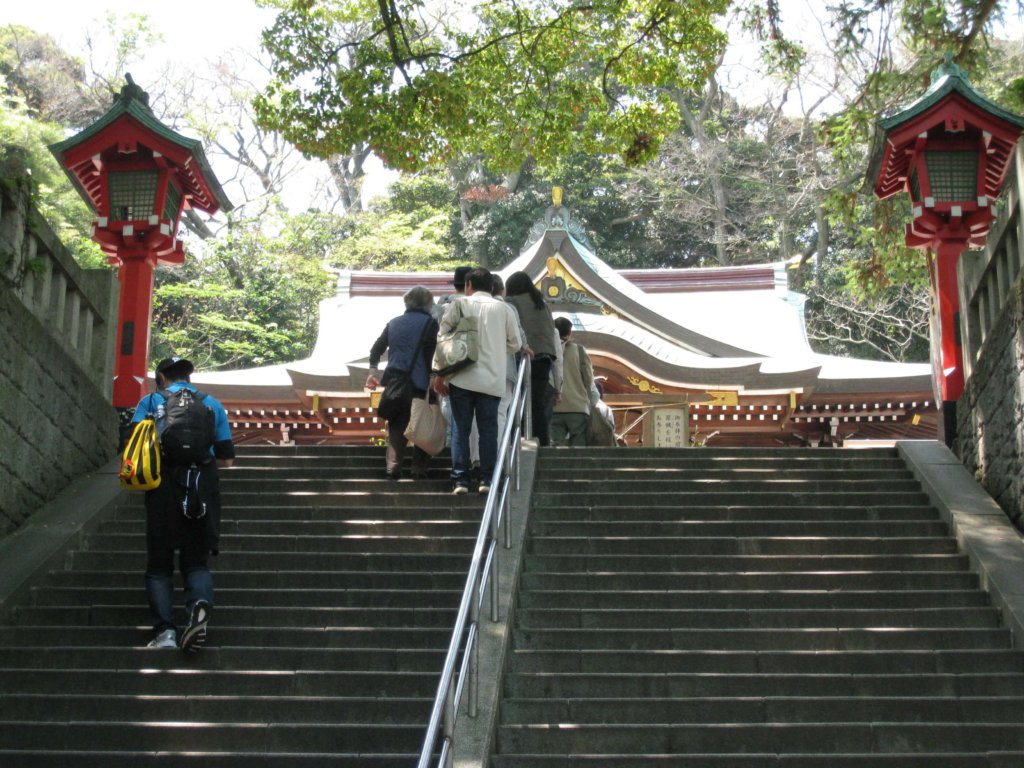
[0,88,105,267]
[255,0,728,172]
[151,214,336,369]
[326,169,460,271]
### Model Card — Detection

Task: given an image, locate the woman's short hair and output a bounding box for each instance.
[404,285,434,311]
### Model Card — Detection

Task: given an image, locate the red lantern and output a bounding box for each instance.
[868,57,1024,441]
[51,76,232,407]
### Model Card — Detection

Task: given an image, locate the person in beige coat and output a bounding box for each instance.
[432,268,522,494]
[552,316,595,446]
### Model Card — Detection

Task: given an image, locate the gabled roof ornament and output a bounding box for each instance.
[522,186,594,250]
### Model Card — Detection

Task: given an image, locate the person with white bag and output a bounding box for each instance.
[365,286,438,480]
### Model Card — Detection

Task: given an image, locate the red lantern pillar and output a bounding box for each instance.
[112,249,159,406]
[931,239,967,402]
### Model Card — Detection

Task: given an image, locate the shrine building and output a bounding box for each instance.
[186,200,936,447]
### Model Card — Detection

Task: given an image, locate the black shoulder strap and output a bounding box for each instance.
[414,315,434,363]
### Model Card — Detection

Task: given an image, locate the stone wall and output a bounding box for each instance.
[0,179,119,535]
[955,148,1024,527]
[955,276,1024,525]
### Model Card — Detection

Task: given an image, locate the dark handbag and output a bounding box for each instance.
[377,368,414,421]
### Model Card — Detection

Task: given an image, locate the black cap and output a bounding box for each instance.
[155,356,194,377]
[452,265,473,289]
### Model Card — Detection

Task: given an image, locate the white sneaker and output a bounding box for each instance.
[452,485,469,495]
[478,483,491,495]
[146,628,177,649]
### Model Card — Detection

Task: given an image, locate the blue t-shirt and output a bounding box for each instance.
[132,382,233,452]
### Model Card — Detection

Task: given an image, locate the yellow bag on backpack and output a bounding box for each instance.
[119,417,161,491]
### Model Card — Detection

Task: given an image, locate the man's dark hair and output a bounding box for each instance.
[491,273,504,296]
[466,267,493,294]
[554,316,573,339]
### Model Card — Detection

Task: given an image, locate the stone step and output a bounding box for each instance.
[69,550,473,571]
[535,467,912,479]
[528,505,941,522]
[38,569,468,590]
[506,648,1024,675]
[207,491,484,508]
[112,504,477,521]
[519,589,990,610]
[526,536,956,556]
[0,753,419,768]
[531,478,925,493]
[101,519,481,537]
[0,693,433,723]
[30,586,461,608]
[12,604,459,628]
[225,466,449,479]
[510,627,1010,651]
[495,722,1024,754]
[0,721,426,752]
[530,490,931,506]
[216,477,462,494]
[0,662,441,691]
[514,607,1001,630]
[491,755,1024,768]
[500,695,1024,724]
[503,671,1024,698]
[522,554,969,572]
[529,521,950,537]
[0,625,453,649]
[519,570,980,591]
[88,532,477,554]
[534,446,899,461]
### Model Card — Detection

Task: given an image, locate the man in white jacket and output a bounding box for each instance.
[432,268,523,495]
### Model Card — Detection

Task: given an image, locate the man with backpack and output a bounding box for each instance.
[130,356,235,651]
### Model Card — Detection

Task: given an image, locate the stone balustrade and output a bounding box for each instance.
[956,146,1024,526]
[0,178,119,534]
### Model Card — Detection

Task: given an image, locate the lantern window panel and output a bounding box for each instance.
[163,183,182,223]
[924,151,978,202]
[108,171,159,221]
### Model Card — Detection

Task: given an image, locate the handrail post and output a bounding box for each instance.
[443,681,455,768]
[468,573,481,717]
[417,357,531,767]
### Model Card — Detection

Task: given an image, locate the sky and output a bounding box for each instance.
[5,0,395,210]
[5,1,275,83]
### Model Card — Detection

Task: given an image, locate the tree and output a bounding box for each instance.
[0,25,97,127]
[151,213,336,369]
[254,0,729,173]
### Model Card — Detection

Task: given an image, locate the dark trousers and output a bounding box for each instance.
[144,469,215,634]
[449,384,499,488]
[530,355,555,446]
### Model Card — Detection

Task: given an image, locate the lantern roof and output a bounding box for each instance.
[868,57,1024,200]
[879,56,1024,133]
[50,75,232,216]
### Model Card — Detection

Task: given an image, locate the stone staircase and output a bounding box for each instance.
[492,447,1024,767]
[0,444,481,766]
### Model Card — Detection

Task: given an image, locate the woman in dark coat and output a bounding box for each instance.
[365,286,438,479]
[504,271,559,446]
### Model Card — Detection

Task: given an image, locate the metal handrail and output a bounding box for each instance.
[417,356,531,768]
